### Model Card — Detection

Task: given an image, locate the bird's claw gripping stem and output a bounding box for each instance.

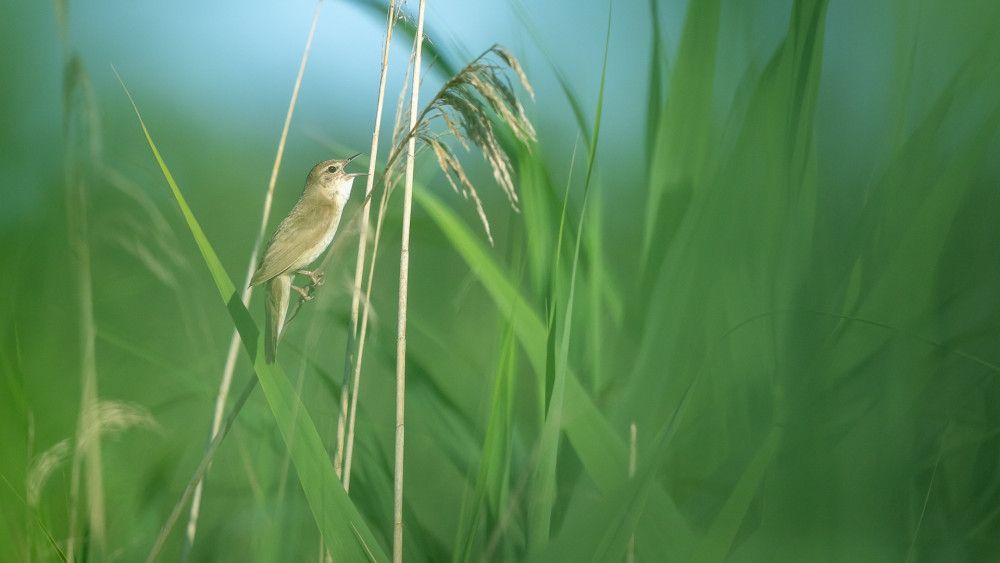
[297,269,324,287]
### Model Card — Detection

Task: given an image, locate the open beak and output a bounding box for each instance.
[346,153,367,177]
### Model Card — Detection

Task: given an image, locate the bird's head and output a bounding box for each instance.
[306,153,365,201]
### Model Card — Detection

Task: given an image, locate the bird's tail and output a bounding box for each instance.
[265,275,291,364]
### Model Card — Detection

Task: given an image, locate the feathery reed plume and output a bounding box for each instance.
[387,45,536,244]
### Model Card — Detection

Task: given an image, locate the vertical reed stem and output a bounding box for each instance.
[337,0,400,492]
[395,1,426,560]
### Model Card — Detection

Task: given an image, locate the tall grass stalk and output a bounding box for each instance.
[342,85,408,493]
[529,1,609,550]
[59,0,106,553]
[336,47,416,508]
[627,422,637,563]
[181,3,324,556]
[395,1,426,560]
[65,152,105,563]
[336,0,401,491]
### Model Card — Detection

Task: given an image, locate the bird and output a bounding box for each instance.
[250,154,364,363]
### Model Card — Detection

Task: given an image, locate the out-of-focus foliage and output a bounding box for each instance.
[2,0,999,561]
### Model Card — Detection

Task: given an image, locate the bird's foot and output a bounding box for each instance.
[297,269,324,286]
[291,284,314,301]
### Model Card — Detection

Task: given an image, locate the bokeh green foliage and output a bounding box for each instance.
[2,0,1000,561]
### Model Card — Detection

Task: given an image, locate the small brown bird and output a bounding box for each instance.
[251,154,363,363]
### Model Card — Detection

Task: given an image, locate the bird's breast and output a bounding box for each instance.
[296,203,344,268]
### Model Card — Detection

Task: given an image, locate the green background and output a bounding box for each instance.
[3,0,1000,561]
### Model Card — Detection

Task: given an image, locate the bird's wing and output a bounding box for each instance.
[250,198,335,286]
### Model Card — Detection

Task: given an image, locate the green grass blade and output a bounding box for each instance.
[117,74,388,563]
[529,189,586,549]
[644,0,666,164]
[529,0,612,547]
[415,187,697,555]
[581,0,611,196]
[641,0,721,265]
[524,464,650,563]
[453,318,518,563]
[690,428,782,562]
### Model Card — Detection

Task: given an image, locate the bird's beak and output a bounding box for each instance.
[346,154,365,178]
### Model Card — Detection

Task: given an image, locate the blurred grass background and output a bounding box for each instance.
[3,0,1000,561]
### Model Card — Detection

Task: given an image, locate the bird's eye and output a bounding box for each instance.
[327,165,337,173]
